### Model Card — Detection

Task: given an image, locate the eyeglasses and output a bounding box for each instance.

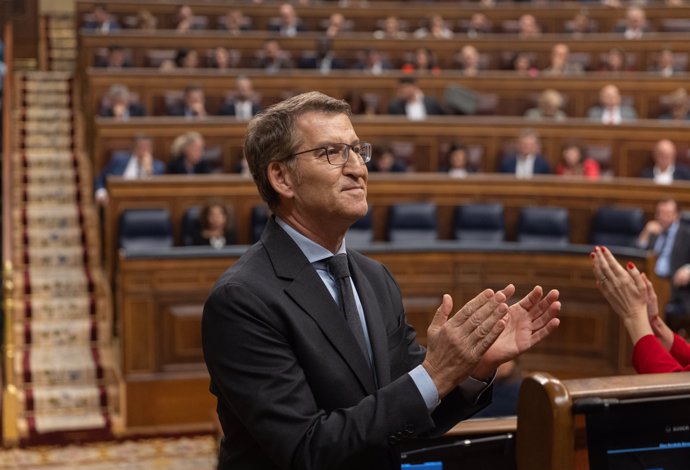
[290,142,372,166]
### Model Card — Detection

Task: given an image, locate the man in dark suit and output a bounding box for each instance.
[167,84,207,118]
[202,92,561,469]
[498,129,552,178]
[387,77,445,120]
[82,3,120,32]
[93,134,165,205]
[218,76,262,121]
[641,139,690,184]
[297,36,346,73]
[267,3,306,37]
[637,199,690,330]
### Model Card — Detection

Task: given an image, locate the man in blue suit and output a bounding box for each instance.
[498,129,552,178]
[94,134,166,205]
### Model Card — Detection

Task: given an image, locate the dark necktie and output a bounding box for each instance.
[327,254,370,363]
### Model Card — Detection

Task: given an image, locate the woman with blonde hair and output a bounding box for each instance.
[167,131,212,174]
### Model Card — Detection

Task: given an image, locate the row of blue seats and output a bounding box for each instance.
[117,203,649,251]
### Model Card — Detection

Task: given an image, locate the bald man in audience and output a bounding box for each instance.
[641,139,690,184]
[587,84,637,124]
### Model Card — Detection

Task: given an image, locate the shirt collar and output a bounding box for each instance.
[275,216,347,263]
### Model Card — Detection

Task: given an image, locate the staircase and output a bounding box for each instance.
[6,69,120,445]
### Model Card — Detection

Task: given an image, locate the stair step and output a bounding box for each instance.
[16,296,99,322]
[20,149,75,167]
[16,345,116,387]
[22,205,81,229]
[20,384,115,414]
[24,226,83,249]
[20,185,79,205]
[21,168,76,185]
[32,412,108,434]
[24,246,87,269]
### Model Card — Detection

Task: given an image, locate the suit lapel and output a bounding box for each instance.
[262,220,376,394]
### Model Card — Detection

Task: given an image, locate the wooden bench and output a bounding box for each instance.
[75,0,690,36]
[77,30,690,72]
[85,68,690,120]
[91,116,690,180]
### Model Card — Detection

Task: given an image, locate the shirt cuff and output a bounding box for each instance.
[409,365,440,412]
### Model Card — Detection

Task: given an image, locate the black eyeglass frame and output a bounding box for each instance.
[289,142,372,166]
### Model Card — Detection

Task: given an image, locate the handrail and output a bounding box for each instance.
[2,20,19,446]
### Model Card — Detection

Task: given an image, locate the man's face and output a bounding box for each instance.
[285,112,369,228]
[236,79,253,100]
[186,90,204,107]
[600,86,621,108]
[133,139,152,158]
[656,201,679,230]
[518,135,538,156]
[654,140,676,170]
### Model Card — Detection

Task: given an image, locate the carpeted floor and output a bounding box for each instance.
[0,435,218,470]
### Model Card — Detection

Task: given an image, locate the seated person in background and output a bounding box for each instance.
[413,14,453,39]
[219,9,251,34]
[323,12,348,38]
[566,11,596,37]
[374,15,408,39]
[498,129,551,178]
[387,76,445,120]
[598,47,633,73]
[94,45,132,69]
[555,143,600,180]
[472,360,521,417]
[401,47,441,75]
[219,76,262,120]
[542,43,584,76]
[517,14,542,37]
[210,47,240,70]
[465,12,492,37]
[174,48,200,69]
[268,3,305,37]
[511,52,539,77]
[641,139,690,184]
[659,88,690,120]
[94,134,165,206]
[366,145,407,173]
[83,3,120,32]
[354,48,394,75]
[134,10,157,30]
[525,89,567,121]
[587,84,637,124]
[455,45,482,76]
[168,84,207,118]
[444,143,476,178]
[254,39,294,72]
[192,202,236,248]
[592,246,690,372]
[175,4,205,32]
[636,199,690,331]
[99,84,146,119]
[650,48,682,77]
[298,36,346,73]
[168,131,212,174]
[613,5,651,39]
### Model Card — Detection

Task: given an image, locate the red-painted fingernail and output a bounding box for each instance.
[627,262,635,270]
[594,246,599,252]
[590,252,595,258]
[602,246,608,252]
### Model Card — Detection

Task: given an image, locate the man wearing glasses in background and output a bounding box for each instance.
[202,92,561,470]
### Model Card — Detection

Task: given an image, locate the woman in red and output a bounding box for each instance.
[592,246,690,373]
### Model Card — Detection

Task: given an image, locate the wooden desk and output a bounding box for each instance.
[92,116,690,180]
[85,68,690,119]
[77,30,690,72]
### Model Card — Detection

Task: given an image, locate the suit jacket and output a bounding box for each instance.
[498,154,552,175]
[387,96,446,116]
[587,105,638,122]
[647,223,690,314]
[98,102,147,118]
[94,153,166,191]
[167,156,213,174]
[202,219,490,470]
[640,164,690,182]
[297,55,347,71]
[218,100,262,118]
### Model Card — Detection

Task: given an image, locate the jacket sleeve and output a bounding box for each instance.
[632,334,690,373]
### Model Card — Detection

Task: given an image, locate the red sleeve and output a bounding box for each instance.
[632,334,690,374]
[669,333,690,367]
[583,159,600,179]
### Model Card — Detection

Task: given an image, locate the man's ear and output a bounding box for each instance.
[267,161,296,200]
